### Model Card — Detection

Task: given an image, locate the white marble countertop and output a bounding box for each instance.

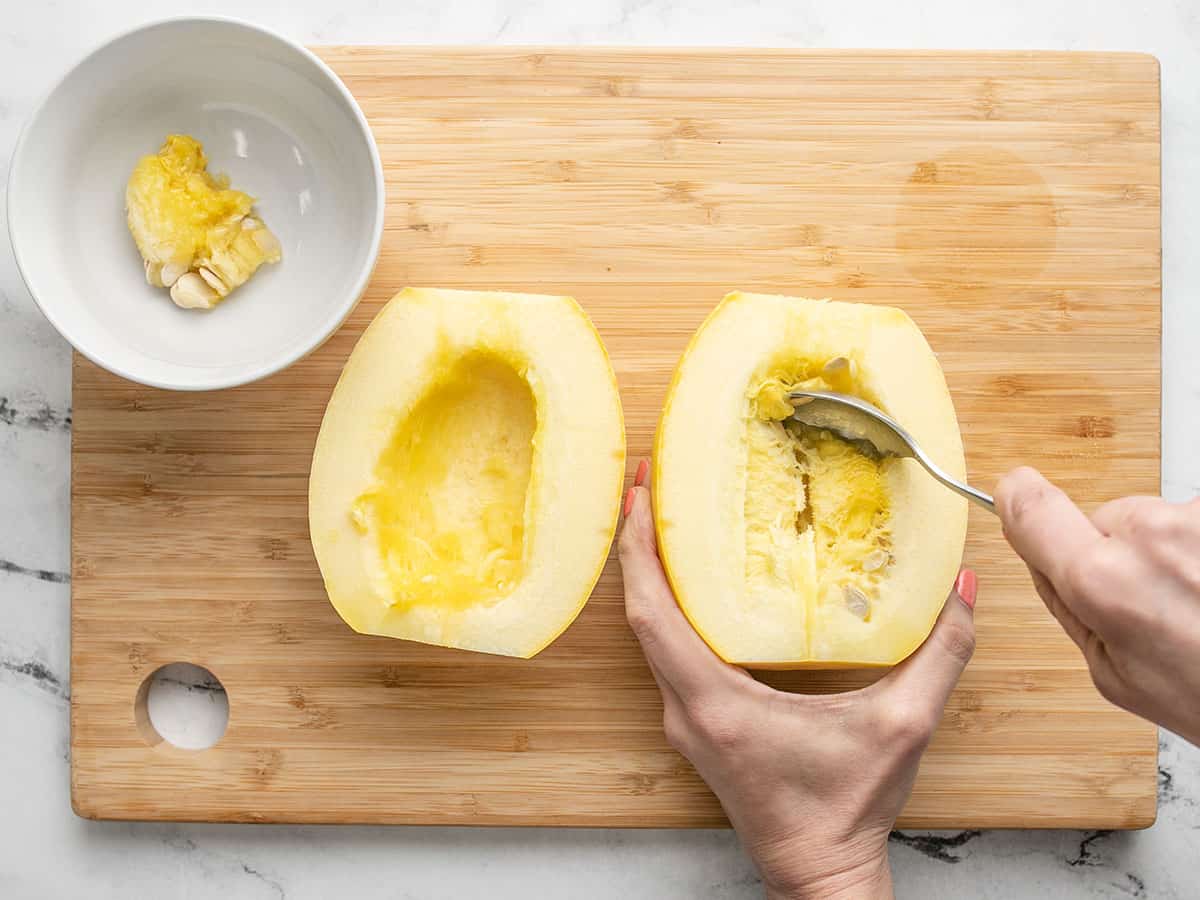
[3,1,1199,897]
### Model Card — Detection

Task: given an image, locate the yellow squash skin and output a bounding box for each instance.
[653,292,967,669]
[309,287,625,659]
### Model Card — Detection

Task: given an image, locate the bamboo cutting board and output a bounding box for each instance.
[70,49,1161,828]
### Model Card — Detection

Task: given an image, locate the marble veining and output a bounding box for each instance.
[888,829,982,864]
[2,1,1199,898]
[0,656,68,697]
[0,396,71,431]
[0,558,69,583]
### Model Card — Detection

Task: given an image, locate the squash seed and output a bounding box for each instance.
[844,585,870,619]
[823,356,858,379]
[862,549,889,572]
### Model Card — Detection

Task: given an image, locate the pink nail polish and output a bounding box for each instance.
[623,487,636,518]
[955,570,978,610]
[634,458,649,488]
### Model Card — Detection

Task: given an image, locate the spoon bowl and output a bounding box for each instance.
[788,390,995,513]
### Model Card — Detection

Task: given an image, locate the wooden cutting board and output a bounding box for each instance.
[70,49,1161,828]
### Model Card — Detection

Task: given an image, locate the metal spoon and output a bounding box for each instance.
[788,390,995,514]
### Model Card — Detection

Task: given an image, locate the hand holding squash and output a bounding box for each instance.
[618,472,977,900]
[997,467,1200,747]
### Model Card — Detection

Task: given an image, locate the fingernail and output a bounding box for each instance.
[634,458,649,488]
[623,487,636,518]
[955,569,978,610]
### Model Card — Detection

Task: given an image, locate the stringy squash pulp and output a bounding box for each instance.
[654,292,967,668]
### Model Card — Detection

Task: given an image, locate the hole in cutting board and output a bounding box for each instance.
[134,663,229,750]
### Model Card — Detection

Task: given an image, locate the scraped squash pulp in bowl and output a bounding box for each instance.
[654,292,967,668]
[309,288,625,658]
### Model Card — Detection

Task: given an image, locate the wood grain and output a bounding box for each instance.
[70,48,1161,828]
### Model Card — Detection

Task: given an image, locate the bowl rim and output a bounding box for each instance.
[6,15,386,392]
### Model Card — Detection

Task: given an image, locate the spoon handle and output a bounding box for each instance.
[913,448,997,515]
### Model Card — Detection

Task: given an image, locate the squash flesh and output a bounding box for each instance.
[351,354,536,614]
[743,361,892,656]
[654,292,967,668]
[309,287,625,659]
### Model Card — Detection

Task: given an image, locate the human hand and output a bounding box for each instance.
[996,467,1200,746]
[617,462,978,900]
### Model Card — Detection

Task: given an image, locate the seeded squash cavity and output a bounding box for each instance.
[653,292,967,668]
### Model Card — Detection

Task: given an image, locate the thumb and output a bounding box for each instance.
[995,467,1101,587]
[617,484,665,591]
[617,473,733,699]
[878,570,977,715]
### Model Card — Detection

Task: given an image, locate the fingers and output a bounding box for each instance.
[1090,495,1163,537]
[998,469,1155,645]
[1028,565,1091,650]
[876,571,977,717]
[618,472,739,701]
[995,467,1103,586]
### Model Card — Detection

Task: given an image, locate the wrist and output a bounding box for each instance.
[760,847,893,900]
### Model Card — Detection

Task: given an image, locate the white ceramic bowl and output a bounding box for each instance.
[8,17,384,390]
